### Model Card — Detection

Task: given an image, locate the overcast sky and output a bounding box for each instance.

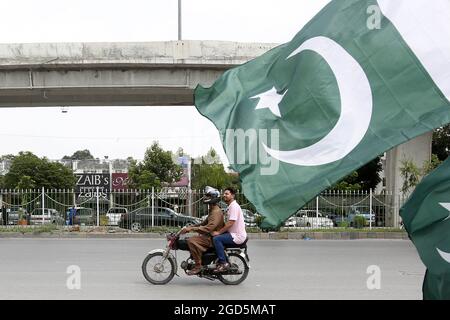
[0,0,330,163]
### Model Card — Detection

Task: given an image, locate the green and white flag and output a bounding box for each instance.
[400,157,450,300]
[194,0,450,229]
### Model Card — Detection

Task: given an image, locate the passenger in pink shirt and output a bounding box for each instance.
[211,187,247,273]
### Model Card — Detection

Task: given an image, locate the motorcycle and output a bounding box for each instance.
[142,228,250,285]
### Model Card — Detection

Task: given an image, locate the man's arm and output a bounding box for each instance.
[181,215,208,234]
[193,217,208,228]
[199,217,209,227]
[212,204,239,236]
[213,220,235,236]
[194,211,223,235]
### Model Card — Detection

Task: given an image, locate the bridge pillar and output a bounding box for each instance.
[384,132,433,227]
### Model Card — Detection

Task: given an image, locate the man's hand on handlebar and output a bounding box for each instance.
[180,226,192,234]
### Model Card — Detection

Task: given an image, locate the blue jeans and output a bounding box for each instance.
[213,232,236,264]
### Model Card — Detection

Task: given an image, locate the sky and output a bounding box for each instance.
[0,0,330,164]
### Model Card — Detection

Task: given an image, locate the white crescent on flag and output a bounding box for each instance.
[261,36,373,167]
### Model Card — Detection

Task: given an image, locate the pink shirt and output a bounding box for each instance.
[227,200,247,244]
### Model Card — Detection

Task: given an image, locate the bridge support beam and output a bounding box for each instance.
[0,41,277,107]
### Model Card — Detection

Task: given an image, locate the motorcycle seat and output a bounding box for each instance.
[224,237,248,249]
[203,237,249,254]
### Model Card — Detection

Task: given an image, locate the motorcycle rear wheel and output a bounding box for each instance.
[218,253,249,285]
[142,252,176,285]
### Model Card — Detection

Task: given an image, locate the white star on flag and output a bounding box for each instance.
[439,203,450,221]
[251,87,287,118]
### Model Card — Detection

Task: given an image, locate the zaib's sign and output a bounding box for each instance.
[76,174,110,198]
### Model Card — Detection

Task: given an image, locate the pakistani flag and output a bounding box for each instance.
[400,157,450,300]
[194,0,450,229]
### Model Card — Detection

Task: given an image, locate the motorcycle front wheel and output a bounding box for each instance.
[142,252,176,285]
[218,252,249,285]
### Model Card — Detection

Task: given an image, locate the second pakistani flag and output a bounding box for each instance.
[194,0,450,228]
[400,157,450,300]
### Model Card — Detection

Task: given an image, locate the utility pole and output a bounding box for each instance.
[178,0,182,41]
[105,156,113,208]
[188,156,192,216]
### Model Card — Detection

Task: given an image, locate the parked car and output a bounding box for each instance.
[347,206,375,227]
[106,207,128,226]
[328,213,349,227]
[293,210,334,228]
[284,216,297,228]
[30,208,64,225]
[242,209,258,227]
[69,207,96,226]
[118,207,201,232]
[3,207,28,225]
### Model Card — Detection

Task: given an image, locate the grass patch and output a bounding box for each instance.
[142,226,181,234]
[0,224,59,234]
[141,226,406,233]
[280,227,405,233]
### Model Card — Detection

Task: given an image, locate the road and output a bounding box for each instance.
[0,238,425,300]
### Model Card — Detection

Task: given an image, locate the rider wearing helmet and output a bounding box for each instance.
[180,186,225,275]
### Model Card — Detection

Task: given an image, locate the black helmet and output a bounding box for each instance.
[203,186,221,204]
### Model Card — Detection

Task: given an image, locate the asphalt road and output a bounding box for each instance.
[0,238,425,300]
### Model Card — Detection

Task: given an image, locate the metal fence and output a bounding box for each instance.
[298,190,406,229]
[0,188,406,230]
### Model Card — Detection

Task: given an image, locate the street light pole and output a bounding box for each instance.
[178,0,182,41]
[42,187,45,225]
[188,156,192,217]
[105,156,113,208]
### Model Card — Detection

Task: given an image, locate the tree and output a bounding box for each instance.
[63,149,95,160]
[400,155,442,196]
[330,157,382,191]
[400,160,421,196]
[128,142,183,189]
[3,152,76,189]
[192,162,233,191]
[331,172,362,191]
[0,155,13,189]
[355,157,383,190]
[423,154,442,176]
[0,154,15,161]
[16,175,36,189]
[432,124,450,161]
[191,148,239,191]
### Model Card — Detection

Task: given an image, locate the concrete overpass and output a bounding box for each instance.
[0,41,277,107]
[0,41,433,226]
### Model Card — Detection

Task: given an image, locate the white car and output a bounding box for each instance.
[284,216,297,228]
[295,210,334,228]
[106,207,128,226]
[30,208,63,225]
